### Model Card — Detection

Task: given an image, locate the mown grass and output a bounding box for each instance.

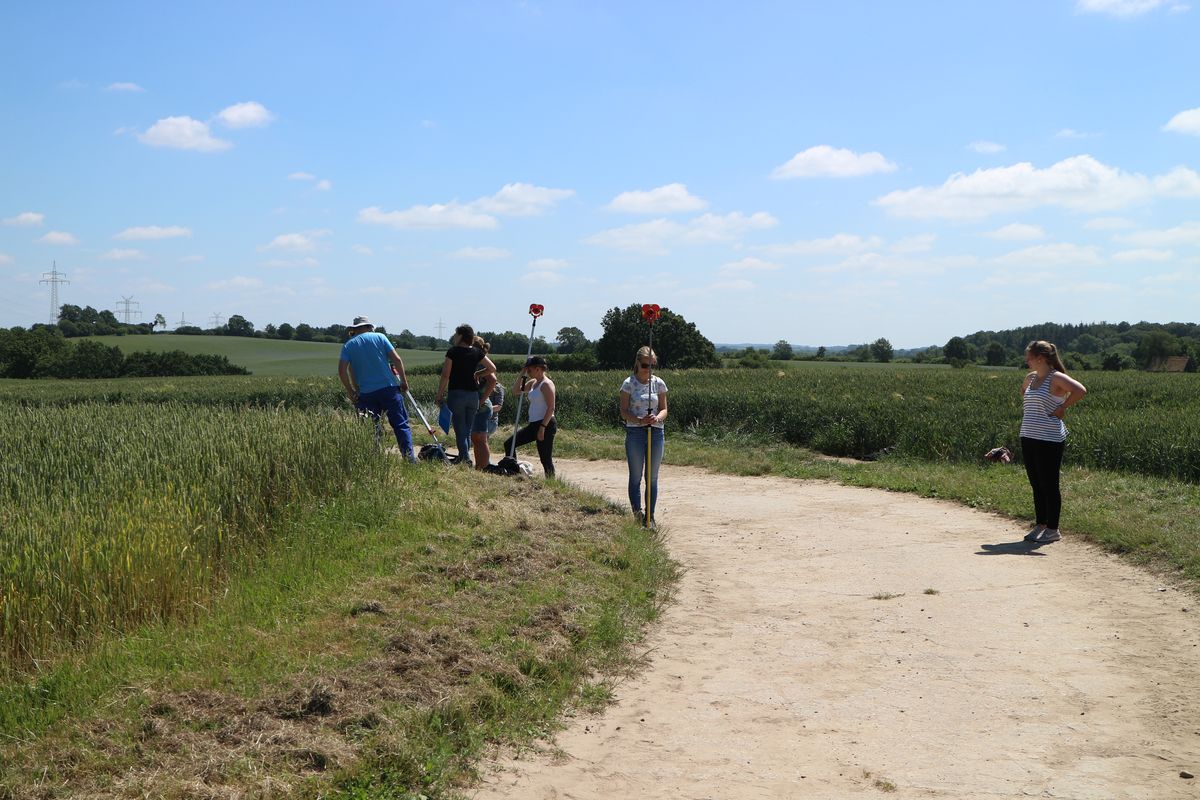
[0,458,676,798]
[92,334,448,376]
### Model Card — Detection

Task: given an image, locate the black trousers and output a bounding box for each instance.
[1021,436,1065,529]
[503,418,557,477]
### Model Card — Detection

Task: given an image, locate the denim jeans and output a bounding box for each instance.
[356,386,413,457]
[625,425,664,514]
[446,389,479,463]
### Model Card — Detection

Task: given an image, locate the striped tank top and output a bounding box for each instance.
[1020,371,1067,442]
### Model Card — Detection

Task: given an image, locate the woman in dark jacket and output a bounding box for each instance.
[435,324,496,465]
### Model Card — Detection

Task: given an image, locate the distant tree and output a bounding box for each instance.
[1071,333,1103,354]
[943,336,974,365]
[226,314,255,337]
[152,313,167,332]
[594,304,719,369]
[870,338,894,363]
[276,322,294,340]
[815,346,826,359]
[771,340,794,360]
[393,328,418,349]
[1134,330,1180,369]
[263,323,277,338]
[294,323,315,342]
[984,341,1007,366]
[555,326,590,354]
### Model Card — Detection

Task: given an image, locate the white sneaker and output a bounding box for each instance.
[1036,528,1062,543]
[1023,524,1046,542]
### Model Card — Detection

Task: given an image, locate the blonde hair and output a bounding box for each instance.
[632,346,658,375]
[472,335,490,354]
[1025,340,1066,372]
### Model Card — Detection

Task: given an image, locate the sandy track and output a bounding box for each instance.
[473,458,1200,799]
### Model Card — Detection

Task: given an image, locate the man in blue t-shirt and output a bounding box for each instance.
[338,315,415,461]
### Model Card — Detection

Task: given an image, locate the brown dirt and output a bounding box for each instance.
[473,458,1200,799]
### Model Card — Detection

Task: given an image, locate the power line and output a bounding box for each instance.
[176,313,191,328]
[209,312,224,328]
[435,318,446,339]
[39,262,70,324]
[116,295,141,324]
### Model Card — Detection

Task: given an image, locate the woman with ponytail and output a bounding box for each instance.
[1019,340,1087,544]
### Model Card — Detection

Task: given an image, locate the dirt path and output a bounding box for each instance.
[473,459,1200,799]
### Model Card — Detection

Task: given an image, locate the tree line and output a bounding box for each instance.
[2,303,721,379]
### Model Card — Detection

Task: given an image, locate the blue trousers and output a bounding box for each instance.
[358,386,413,456]
[625,426,664,514]
[446,389,479,463]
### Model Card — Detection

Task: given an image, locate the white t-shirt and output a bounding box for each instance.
[620,374,668,429]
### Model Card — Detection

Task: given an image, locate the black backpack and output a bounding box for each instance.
[419,443,449,463]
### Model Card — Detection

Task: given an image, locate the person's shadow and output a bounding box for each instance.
[976,540,1047,556]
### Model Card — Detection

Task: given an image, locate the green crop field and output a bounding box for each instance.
[93,334,447,376]
[3,362,1198,676]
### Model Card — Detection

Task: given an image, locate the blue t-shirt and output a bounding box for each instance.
[339,331,397,394]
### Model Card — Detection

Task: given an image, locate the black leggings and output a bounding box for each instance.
[1021,436,1065,529]
[503,419,557,477]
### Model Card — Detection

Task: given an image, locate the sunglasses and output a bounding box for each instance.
[638,361,655,368]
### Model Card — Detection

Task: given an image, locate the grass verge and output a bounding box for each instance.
[555,428,1200,590]
[0,459,676,799]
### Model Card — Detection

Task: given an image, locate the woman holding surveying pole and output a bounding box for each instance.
[619,304,667,527]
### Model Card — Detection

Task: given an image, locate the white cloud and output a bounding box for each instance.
[3,211,44,227]
[1117,221,1200,247]
[709,279,756,292]
[527,258,568,271]
[1055,128,1099,139]
[584,219,685,255]
[1152,165,1200,196]
[114,225,191,240]
[993,243,1103,267]
[1111,248,1174,262]
[105,82,144,92]
[969,140,1006,154]
[452,246,510,260]
[1163,107,1200,135]
[875,155,1156,220]
[99,248,145,261]
[207,276,265,290]
[259,230,330,252]
[1083,216,1135,230]
[260,257,320,269]
[586,211,775,254]
[288,171,316,181]
[139,116,231,152]
[315,179,332,192]
[38,231,78,245]
[1076,0,1174,16]
[719,257,781,275]
[762,233,884,256]
[983,223,1047,241]
[522,270,566,284]
[217,101,274,129]
[352,244,374,256]
[472,183,574,216]
[0,253,12,264]
[358,204,498,230]
[179,255,204,263]
[891,234,937,254]
[682,211,777,243]
[607,183,707,214]
[771,145,897,179]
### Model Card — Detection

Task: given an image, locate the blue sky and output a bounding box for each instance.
[2,0,1198,348]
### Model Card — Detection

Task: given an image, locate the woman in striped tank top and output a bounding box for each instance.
[1019,340,1087,544]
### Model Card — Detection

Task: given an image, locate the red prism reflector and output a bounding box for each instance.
[641,303,661,323]
[529,303,545,317]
